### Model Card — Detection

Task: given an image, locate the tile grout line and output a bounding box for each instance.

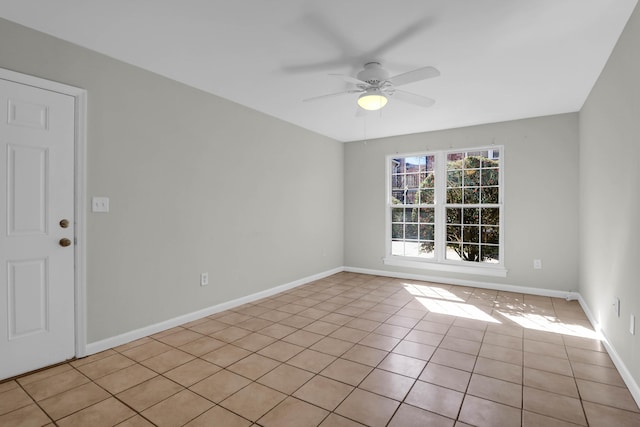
[6,272,637,426]
[13,378,55,425]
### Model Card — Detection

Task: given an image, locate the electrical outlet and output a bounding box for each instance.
[631,314,636,335]
[200,272,209,286]
[613,297,620,317]
[533,259,542,269]
[92,197,110,213]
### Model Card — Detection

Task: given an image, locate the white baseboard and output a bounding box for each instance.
[84,266,344,356]
[576,294,640,408]
[344,265,578,300]
[84,264,639,409]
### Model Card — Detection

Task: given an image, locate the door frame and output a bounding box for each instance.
[0,67,88,358]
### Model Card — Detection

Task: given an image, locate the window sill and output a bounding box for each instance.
[383,256,508,278]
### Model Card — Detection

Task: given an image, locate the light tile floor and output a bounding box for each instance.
[1,272,639,426]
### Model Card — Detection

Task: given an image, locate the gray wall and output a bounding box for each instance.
[580,2,640,385]
[0,18,344,343]
[344,114,580,292]
[2,6,638,395]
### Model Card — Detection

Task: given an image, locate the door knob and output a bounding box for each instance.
[59,219,70,228]
[59,238,72,247]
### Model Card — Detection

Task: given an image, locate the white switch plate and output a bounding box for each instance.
[200,272,209,286]
[631,314,636,335]
[613,297,620,317]
[92,197,110,213]
[533,259,542,269]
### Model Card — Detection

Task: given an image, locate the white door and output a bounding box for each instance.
[0,78,76,380]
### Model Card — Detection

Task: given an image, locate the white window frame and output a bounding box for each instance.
[384,147,507,277]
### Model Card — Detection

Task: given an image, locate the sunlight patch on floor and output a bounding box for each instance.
[495,310,600,339]
[402,283,466,302]
[415,296,501,323]
[403,283,600,340]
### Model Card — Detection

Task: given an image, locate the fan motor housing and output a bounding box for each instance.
[357,62,389,85]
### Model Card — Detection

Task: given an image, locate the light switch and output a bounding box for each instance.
[92,197,110,213]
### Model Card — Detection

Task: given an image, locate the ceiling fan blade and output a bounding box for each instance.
[284,15,434,75]
[367,17,434,59]
[390,90,436,108]
[283,13,358,74]
[387,66,440,87]
[303,89,362,103]
[303,13,358,56]
[283,59,352,74]
[329,74,369,86]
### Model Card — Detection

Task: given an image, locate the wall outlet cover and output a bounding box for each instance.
[200,272,209,286]
[92,197,110,213]
[613,297,620,317]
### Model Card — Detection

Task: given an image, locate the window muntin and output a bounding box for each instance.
[388,148,503,267]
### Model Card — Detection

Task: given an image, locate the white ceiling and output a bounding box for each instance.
[0,0,636,142]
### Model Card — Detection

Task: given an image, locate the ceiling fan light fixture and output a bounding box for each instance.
[357,89,388,111]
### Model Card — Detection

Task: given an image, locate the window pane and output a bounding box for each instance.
[481,187,499,204]
[404,157,423,172]
[420,188,434,204]
[464,170,480,186]
[419,242,435,258]
[481,208,500,225]
[405,208,416,222]
[463,208,480,224]
[481,168,499,186]
[400,241,430,258]
[446,243,462,260]
[447,225,462,242]
[392,208,404,222]
[447,188,463,204]
[391,190,403,204]
[391,241,404,256]
[420,224,434,240]
[468,150,487,157]
[405,189,418,204]
[481,226,499,244]
[392,174,404,190]
[419,208,434,223]
[447,208,461,224]
[391,224,403,239]
[464,156,481,169]
[406,173,420,189]
[447,170,462,188]
[421,171,435,188]
[482,245,499,262]
[463,226,479,243]
[392,158,404,173]
[392,161,401,174]
[462,244,481,261]
[447,153,464,165]
[482,150,500,165]
[406,224,419,240]
[463,188,480,204]
[425,156,435,172]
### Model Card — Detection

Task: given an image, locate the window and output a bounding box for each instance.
[386,147,505,276]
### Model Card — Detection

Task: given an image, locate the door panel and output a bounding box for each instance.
[0,78,76,380]
[8,143,48,235]
[8,258,48,339]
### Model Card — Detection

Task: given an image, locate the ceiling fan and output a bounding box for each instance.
[303,62,440,111]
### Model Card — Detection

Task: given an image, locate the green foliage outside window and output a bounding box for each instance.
[417,155,500,262]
